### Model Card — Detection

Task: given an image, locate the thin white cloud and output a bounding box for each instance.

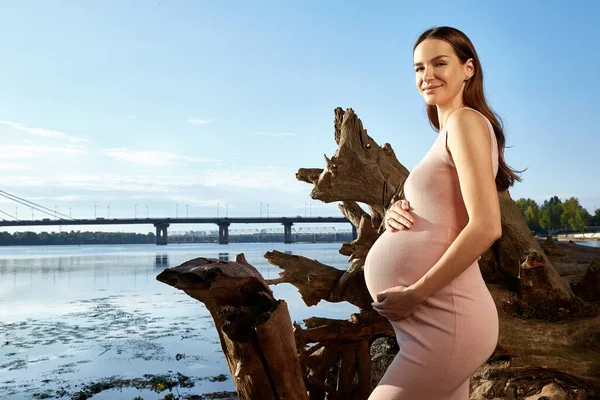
[68,136,90,143]
[187,118,216,125]
[0,166,305,193]
[0,174,182,192]
[13,195,85,203]
[103,148,221,166]
[0,145,86,159]
[198,166,303,192]
[164,195,226,207]
[0,162,31,171]
[0,120,90,143]
[50,195,86,202]
[254,131,297,137]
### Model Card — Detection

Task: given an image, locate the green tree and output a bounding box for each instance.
[515,198,541,232]
[539,196,563,235]
[0,231,156,246]
[560,197,589,232]
[515,198,529,217]
[590,209,600,226]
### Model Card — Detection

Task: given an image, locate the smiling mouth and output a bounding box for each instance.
[423,85,441,92]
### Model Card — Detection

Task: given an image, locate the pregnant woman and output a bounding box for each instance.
[364,26,522,399]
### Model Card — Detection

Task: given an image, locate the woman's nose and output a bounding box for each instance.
[423,66,434,81]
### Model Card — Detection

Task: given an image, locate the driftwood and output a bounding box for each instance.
[469,282,600,400]
[156,255,308,400]
[158,107,600,399]
[575,258,600,302]
[263,250,373,311]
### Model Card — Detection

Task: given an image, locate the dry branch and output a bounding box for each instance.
[295,314,393,349]
[264,250,373,310]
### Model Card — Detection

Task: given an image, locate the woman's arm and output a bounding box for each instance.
[411,109,502,301]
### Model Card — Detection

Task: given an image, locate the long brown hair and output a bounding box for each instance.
[413,26,523,190]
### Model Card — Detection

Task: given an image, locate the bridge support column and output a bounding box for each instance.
[352,225,357,240]
[218,222,230,244]
[283,222,294,244]
[154,223,170,245]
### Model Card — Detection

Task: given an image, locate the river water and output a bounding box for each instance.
[1,241,597,399]
[0,243,358,399]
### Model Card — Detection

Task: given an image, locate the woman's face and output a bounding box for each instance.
[413,38,473,107]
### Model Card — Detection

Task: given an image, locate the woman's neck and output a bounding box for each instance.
[437,100,467,131]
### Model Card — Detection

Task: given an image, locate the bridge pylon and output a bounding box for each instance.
[218,221,230,244]
[154,222,170,245]
[282,221,294,244]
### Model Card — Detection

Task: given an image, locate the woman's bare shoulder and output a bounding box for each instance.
[447,108,488,134]
[446,108,491,146]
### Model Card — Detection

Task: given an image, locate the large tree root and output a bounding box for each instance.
[157,107,600,400]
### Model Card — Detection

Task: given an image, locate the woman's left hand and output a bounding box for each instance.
[372,285,425,321]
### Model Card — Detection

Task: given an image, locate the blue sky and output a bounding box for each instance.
[0,1,598,233]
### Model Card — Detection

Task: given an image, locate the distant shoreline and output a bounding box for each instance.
[0,239,352,247]
[0,231,354,246]
[555,233,600,242]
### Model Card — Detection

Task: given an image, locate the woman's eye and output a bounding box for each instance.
[436,62,446,67]
[415,67,424,72]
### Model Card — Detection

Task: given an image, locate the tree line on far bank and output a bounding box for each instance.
[515,196,600,235]
[1,195,598,245]
[0,230,155,246]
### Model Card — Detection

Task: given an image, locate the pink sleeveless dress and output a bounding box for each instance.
[364,107,500,400]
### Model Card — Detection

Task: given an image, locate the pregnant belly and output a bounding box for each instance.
[364,228,449,302]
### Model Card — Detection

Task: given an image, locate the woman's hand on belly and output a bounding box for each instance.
[371,284,425,321]
[385,199,415,232]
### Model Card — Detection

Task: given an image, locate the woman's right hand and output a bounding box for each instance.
[385,199,415,232]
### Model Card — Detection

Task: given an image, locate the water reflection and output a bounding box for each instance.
[154,254,169,267]
[0,243,358,399]
[216,250,293,261]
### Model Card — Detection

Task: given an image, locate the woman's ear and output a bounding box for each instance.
[465,58,475,80]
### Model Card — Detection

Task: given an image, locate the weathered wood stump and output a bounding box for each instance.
[158,107,600,400]
[575,258,600,302]
[156,254,308,400]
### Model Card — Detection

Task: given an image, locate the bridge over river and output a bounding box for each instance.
[0,217,356,245]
